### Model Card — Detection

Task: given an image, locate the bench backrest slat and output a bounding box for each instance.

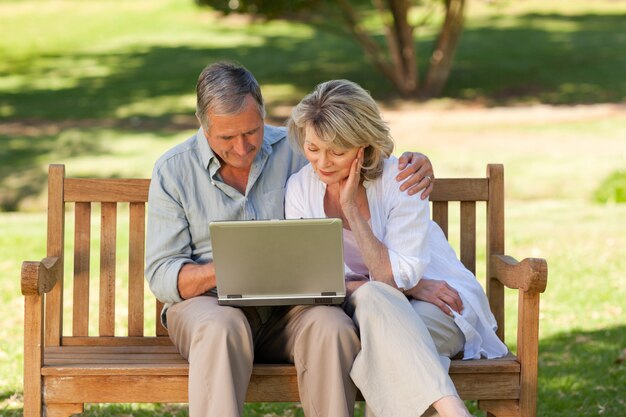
[64,178,150,202]
[46,165,66,347]
[460,201,477,275]
[72,202,91,336]
[99,202,117,337]
[432,201,449,239]
[156,300,168,336]
[487,165,505,341]
[429,178,488,202]
[129,202,146,337]
[44,164,505,346]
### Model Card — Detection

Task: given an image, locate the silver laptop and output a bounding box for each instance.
[210,218,345,306]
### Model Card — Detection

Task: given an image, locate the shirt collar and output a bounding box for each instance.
[196,124,280,180]
[196,127,215,170]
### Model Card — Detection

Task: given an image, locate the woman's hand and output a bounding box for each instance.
[345,273,368,298]
[396,152,434,199]
[346,280,368,298]
[405,278,463,317]
[339,147,364,211]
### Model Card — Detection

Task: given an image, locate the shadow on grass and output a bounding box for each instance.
[0,11,624,210]
[0,399,365,417]
[536,325,625,417]
[1,11,624,121]
[1,326,623,416]
[451,13,626,104]
[0,127,177,211]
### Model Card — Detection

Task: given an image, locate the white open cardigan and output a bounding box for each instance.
[285,156,508,360]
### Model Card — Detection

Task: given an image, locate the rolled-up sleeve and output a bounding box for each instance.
[383,187,431,290]
[145,166,195,303]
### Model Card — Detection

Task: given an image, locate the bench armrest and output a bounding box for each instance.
[21,256,62,296]
[490,254,548,294]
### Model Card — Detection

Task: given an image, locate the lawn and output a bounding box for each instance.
[1,0,625,416]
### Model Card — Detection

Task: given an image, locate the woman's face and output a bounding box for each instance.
[303,127,360,185]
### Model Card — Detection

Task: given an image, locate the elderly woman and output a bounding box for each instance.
[285,80,508,417]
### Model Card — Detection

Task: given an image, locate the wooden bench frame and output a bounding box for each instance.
[22,164,547,417]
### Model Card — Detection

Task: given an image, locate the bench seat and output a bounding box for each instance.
[42,344,521,403]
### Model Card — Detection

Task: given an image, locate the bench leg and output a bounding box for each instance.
[478,400,520,417]
[23,397,42,417]
[44,403,84,417]
[24,295,44,417]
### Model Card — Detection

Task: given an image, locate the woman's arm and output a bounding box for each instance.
[340,150,395,288]
[343,200,396,287]
[341,152,431,291]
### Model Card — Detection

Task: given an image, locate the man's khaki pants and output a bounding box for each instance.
[167,296,360,417]
[345,281,465,417]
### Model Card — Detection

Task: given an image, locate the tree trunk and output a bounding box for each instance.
[422,0,466,98]
[375,0,418,97]
[337,0,418,98]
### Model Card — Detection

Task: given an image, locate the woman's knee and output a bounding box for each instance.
[411,300,464,356]
[351,281,408,312]
[352,281,393,303]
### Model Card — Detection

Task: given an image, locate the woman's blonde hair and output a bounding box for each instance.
[288,79,394,181]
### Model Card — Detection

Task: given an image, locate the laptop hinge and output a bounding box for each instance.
[227,294,243,299]
[321,292,337,297]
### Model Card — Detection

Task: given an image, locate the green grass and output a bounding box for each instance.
[1,0,626,416]
[450,1,626,104]
[1,0,625,121]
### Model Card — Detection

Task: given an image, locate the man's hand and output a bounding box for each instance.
[405,278,463,317]
[177,262,216,300]
[397,152,434,199]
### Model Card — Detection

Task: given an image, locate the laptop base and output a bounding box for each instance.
[218,295,345,307]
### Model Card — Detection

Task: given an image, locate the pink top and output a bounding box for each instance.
[342,227,369,276]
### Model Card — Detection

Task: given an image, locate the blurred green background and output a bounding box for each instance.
[1,0,624,416]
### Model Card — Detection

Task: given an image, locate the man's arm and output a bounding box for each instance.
[396,152,435,199]
[145,166,207,303]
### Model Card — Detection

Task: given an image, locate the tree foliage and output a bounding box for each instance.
[196,0,466,99]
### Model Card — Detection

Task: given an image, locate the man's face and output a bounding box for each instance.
[204,95,264,170]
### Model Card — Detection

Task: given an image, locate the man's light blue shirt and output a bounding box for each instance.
[145,125,307,306]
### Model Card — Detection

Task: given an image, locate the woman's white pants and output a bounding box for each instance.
[344,281,465,417]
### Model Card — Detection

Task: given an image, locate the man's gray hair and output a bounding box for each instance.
[288,79,394,181]
[195,61,265,130]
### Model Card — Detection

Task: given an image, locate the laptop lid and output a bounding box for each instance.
[210,218,345,306]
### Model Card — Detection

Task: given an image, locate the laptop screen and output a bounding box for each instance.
[210,218,346,306]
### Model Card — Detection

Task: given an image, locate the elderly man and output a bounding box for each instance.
[145,61,435,417]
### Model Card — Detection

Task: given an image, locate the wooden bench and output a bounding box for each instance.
[21,164,547,417]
